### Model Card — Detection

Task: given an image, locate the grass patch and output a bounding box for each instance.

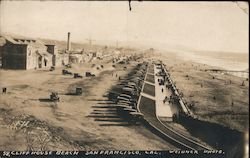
[139,96,156,118]
[143,83,155,96]
[146,74,155,83]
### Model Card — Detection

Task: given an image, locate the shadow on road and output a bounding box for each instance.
[39,98,54,102]
[88,99,134,127]
[88,99,110,101]
[64,92,79,96]
[94,118,127,122]
[87,115,120,119]
[99,123,131,127]
[96,102,115,105]
[91,105,116,109]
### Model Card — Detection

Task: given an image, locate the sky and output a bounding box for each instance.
[0,1,249,53]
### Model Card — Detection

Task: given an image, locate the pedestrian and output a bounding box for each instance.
[165,96,168,101]
[2,87,7,94]
[161,88,164,93]
[242,81,245,86]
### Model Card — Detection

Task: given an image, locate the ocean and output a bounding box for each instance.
[176,51,249,78]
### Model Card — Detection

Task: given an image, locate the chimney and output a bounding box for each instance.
[67,32,71,51]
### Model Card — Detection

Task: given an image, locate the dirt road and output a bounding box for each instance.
[0,62,175,150]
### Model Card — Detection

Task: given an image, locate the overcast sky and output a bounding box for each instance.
[0,1,248,53]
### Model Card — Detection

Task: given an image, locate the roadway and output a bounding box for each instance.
[137,62,211,150]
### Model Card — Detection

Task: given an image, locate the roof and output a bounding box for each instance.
[4,36,46,48]
[36,51,52,60]
[39,39,57,46]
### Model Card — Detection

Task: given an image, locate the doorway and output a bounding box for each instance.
[44,59,47,67]
[38,56,42,68]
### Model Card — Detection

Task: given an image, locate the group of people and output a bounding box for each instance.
[163,93,179,105]
[156,66,183,107]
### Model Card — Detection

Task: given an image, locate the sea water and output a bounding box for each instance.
[176,51,248,78]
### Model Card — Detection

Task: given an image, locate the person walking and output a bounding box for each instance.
[2,87,7,94]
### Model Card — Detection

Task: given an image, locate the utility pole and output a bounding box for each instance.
[86,36,96,50]
[86,37,92,46]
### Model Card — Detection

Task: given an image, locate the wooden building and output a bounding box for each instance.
[1,36,70,69]
[2,37,53,69]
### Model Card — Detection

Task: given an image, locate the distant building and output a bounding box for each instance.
[96,51,103,59]
[90,51,103,60]
[69,52,84,63]
[114,50,120,55]
[45,44,58,66]
[2,37,53,69]
[83,52,93,62]
[44,43,69,67]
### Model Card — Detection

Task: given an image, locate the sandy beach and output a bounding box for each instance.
[154,51,249,132]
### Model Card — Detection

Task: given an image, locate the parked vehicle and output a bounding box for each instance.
[85,72,95,77]
[62,69,72,75]
[65,64,71,68]
[49,66,55,71]
[74,73,83,78]
[119,94,132,99]
[75,87,82,95]
[50,92,60,101]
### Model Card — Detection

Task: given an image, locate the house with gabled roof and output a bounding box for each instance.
[2,36,53,69]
